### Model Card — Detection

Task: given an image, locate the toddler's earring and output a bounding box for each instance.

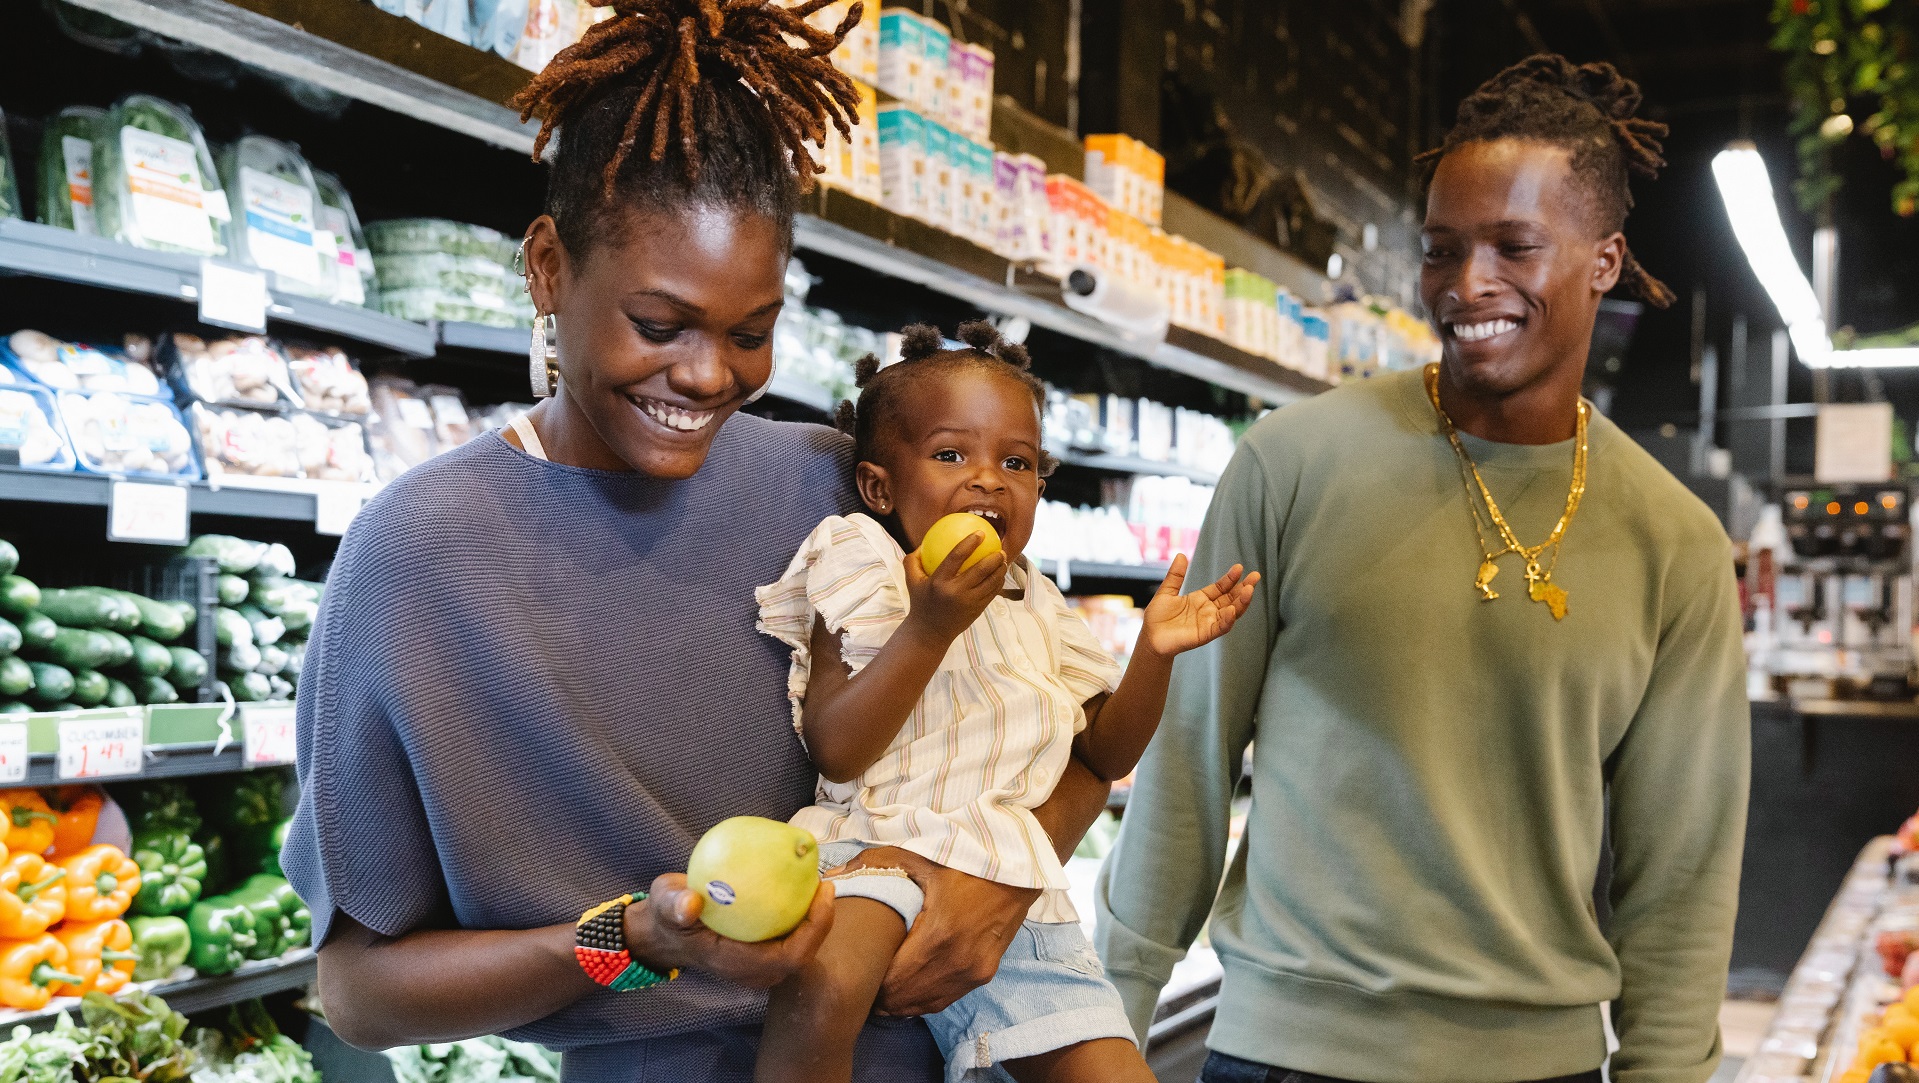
[530,312,559,399]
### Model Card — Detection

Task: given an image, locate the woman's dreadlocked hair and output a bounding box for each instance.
[511,1,863,256]
[835,321,1058,477]
[1418,54,1675,309]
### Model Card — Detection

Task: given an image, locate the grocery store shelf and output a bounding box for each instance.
[0,219,435,357]
[0,467,374,524]
[6,952,316,1032]
[0,704,287,785]
[1036,559,1171,583]
[1056,450,1221,485]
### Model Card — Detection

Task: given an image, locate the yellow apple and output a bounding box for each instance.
[918,512,1002,575]
[686,816,820,942]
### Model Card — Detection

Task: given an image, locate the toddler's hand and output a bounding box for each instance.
[1138,555,1260,660]
[903,533,1006,644]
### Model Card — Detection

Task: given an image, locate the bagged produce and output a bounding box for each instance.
[422,384,475,450]
[0,386,75,470]
[3,330,164,395]
[291,412,376,482]
[217,135,333,299]
[57,390,196,477]
[282,343,370,416]
[0,109,19,222]
[312,169,375,306]
[163,333,299,408]
[38,106,103,234]
[366,376,438,475]
[192,403,302,478]
[92,94,230,256]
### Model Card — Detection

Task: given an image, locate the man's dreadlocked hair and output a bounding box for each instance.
[511,1,863,256]
[835,321,1058,477]
[1418,54,1675,309]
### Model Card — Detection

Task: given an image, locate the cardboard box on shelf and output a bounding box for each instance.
[877,9,928,106]
[789,0,878,86]
[878,102,929,221]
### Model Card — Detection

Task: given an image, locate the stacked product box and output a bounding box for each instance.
[812,80,881,204]
[1224,268,1279,361]
[1084,134,1165,227]
[877,8,992,140]
[876,103,997,250]
[792,0,879,85]
[993,152,1048,262]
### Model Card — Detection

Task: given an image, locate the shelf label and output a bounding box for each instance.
[57,711,145,780]
[199,259,268,333]
[0,723,28,785]
[108,481,189,544]
[241,703,297,768]
[314,485,363,537]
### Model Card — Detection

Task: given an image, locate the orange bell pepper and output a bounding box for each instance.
[61,845,140,922]
[0,934,80,1010]
[0,791,55,856]
[45,788,101,861]
[0,853,66,938]
[50,919,137,997]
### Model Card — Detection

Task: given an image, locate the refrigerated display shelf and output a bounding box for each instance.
[1055,450,1221,485]
[1036,559,1171,583]
[0,468,370,524]
[0,704,288,785]
[0,219,436,358]
[4,952,317,1032]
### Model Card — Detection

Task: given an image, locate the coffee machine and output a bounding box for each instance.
[1765,487,1914,698]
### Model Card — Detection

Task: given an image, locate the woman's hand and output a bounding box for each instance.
[825,847,1036,1017]
[902,534,1006,645]
[625,872,836,991]
[1138,555,1260,660]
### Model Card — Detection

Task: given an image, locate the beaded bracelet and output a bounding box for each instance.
[575,891,678,992]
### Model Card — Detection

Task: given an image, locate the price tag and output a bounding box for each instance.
[57,712,145,780]
[0,723,28,785]
[241,704,297,768]
[108,481,189,544]
[314,485,363,537]
[198,259,268,333]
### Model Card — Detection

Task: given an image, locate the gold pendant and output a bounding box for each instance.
[1474,560,1500,600]
[1529,578,1570,620]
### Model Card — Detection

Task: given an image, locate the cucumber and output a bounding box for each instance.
[69,669,108,708]
[18,614,54,651]
[280,601,316,633]
[75,589,141,633]
[267,675,293,701]
[127,635,172,678]
[126,594,187,642]
[26,663,73,704]
[35,588,116,629]
[0,656,31,697]
[0,575,40,618]
[166,647,208,689]
[256,644,287,677]
[104,678,136,709]
[136,675,179,705]
[214,607,252,648]
[221,640,261,675]
[96,630,133,669]
[223,672,270,702]
[0,617,19,657]
[0,540,16,579]
[185,535,264,575]
[237,605,284,647]
[0,702,29,716]
[42,627,115,671]
[257,543,296,580]
[169,601,197,632]
[217,575,250,607]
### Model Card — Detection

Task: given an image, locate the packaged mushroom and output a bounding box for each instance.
[57,389,197,478]
[163,332,300,409]
[283,343,371,417]
[193,401,303,478]
[365,376,438,479]
[0,386,75,470]
[3,330,164,395]
[292,412,376,483]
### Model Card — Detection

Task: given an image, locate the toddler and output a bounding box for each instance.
[753,321,1257,1083]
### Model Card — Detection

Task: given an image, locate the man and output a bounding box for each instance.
[1096,55,1749,1083]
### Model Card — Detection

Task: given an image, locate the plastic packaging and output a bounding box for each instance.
[312,170,375,307]
[56,389,197,478]
[38,106,104,234]
[218,135,333,298]
[3,331,164,396]
[365,218,515,262]
[164,333,300,409]
[420,385,474,450]
[365,376,439,477]
[375,287,523,328]
[0,108,20,221]
[291,412,375,482]
[0,386,75,470]
[282,344,370,417]
[192,403,303,478]
[93,94,230,256]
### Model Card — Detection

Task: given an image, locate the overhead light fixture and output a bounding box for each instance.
[1712,143,1918,369]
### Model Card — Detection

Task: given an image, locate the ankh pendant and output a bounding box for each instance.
[1474,560,1500,600]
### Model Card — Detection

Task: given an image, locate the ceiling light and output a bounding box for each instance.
[1711,143,1832,364]
[1814,348,1919,369]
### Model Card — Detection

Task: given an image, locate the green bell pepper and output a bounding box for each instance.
[128,915,192,981]
[196,828,230,896]
[238,874,310,952]
[225,885,287,960]
[128,830,207,916]
[256,818,290,877]
[186,896,259,975]
[119,780,204,836]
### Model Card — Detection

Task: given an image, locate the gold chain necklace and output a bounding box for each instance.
[1423,363,1588,621]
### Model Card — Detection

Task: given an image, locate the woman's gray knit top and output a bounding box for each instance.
[282,413,940,1082]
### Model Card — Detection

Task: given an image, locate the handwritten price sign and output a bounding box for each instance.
[0,723,26,785]
[57,712,144,780]
[242,704,297,768]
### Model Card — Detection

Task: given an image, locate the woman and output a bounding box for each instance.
[281,4,1110,1080]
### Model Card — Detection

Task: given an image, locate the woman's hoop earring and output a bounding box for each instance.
[742,352,778,405]
[530,313,559,399]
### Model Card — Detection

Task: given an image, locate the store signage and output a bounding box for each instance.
[56,710,145,780]
[1815,403,1894,484]
[315,486,363,537]
[0,723,28,785]
[198,259,269,334]
[108,481,190,544]
[241,703,297,768]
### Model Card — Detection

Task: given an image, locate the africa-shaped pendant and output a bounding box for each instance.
[1474,560,1500,600]
[1529,578,1570,620]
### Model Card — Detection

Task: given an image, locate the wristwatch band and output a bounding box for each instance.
[575,891,677,991]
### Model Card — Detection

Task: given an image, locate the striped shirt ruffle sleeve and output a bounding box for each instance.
[754,515,906,736]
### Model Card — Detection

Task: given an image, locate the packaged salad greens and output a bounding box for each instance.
[217,135,333,299]
[3,330,164,395]
[93,94,230,256]
[312,169,375,306]
[0,386,74,470]
[366,217,517,263]
[162,333,300,409]
[0,108,21,221]
[38,106,104,234]
[56,389,197,478]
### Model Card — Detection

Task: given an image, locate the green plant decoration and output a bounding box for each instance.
[1771,0,1919,216]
